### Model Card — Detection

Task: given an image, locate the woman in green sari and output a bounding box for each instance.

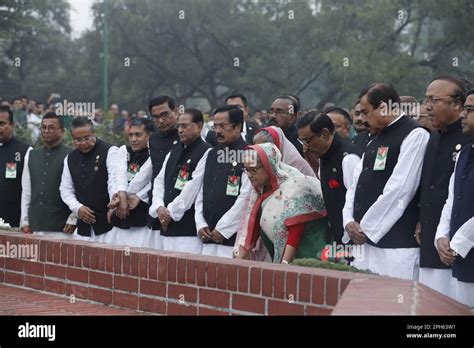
[236,143,330,264]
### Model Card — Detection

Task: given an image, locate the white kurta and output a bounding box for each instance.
[342,115,429,280]
[195,170,252,258]
[435,156,474,307]
[149,148,211,255]
[107,145,152,248]
[59,146,119,244]
[127,157,164,250]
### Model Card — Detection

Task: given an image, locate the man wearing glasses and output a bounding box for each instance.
[268,95,304,156]
[149,109,211,254]
[0,105,31,227]
[434,88,474,307]
[60,116,119,243]
[418,75,472,297]
[20,112,76,237]
[297,111,361,245]
[205,93,257,146]
[127,96,180,248]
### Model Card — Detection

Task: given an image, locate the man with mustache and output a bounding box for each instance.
[195,105,251,258]
[434,88,474,307]
[343,83,429,280]
[205,93,257,146]
[325,107,352,140]
[0,105,31,227]
[351,101,373,151]
[268,95,304,156]
[418,75,471,297]
[149,109,211,253]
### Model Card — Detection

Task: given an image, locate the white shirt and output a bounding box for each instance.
[194,172,251,239]
[342,154,361,190]
[342,115,429,244]
[149,148,212,221]
[59,146,118,216]
[435,151,474,259]
[20,148,76,228]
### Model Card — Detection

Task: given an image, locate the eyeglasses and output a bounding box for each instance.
[461,105,474,115]
[41,126,60,133]
[73,136,95,144]
[243,165,263,176]
[177,123,195,130]
[423,96,455,106]
[211,123,235,131]
[267,108,294,117]
[297,133,317,146]
[152,111,172,121]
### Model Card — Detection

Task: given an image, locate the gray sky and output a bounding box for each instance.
[69,0,94,38]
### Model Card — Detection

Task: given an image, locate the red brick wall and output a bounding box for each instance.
[0,231,470,315]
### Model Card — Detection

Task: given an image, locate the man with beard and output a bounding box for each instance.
[418,75,471,297]
[435,88,474,307]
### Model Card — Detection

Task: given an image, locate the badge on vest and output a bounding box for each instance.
[373,146,389,171]
[174,164,190,191]
[5,162,17,179]
[226,175,241,196]
[127,163,140,182]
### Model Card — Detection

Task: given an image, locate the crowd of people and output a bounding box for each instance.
[1,74,473,308]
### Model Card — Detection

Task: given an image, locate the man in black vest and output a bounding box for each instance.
[296,111,361,245]
[108,118,153,248]
[0,106,31,228]
[20,112,76,237]
[268,95,304,156]
[343,83,429,280]
[149,109,211,254]
[418,75,471,296]
[435,88,474,307]
[205,93,257,146]
[126,96,180,249]
[196,105,251,258]
[60,116,118,243]
[325,107,352,140]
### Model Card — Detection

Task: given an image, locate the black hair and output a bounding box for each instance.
[71,116,94,132]
[148,96,175,114]
[358,83,401,111]
[129,117,153,133]
[183,108,204,124]
[0,105,13,123]
[325,106,353,125]
[213,105,244,132]
[431,74,467,105]
[225,93,248,107]
[278,94,300,114]
[296,111,335,135]
[466,89,474,98]
[42,111,64,129]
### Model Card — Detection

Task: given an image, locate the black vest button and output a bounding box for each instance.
[364,167,368,171]
[462,176,466,179]
[457,195,462,199]
[454,214,458,218]
[430,185,435,189]
[425,220,429,224]
[426,203,430,207]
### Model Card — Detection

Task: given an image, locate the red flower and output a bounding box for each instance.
[328,178,340,189]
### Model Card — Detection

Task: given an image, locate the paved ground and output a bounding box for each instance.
[0,284,141,315]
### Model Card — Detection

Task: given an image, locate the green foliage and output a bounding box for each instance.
[1,0,473,116]
[292,258,375,275]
